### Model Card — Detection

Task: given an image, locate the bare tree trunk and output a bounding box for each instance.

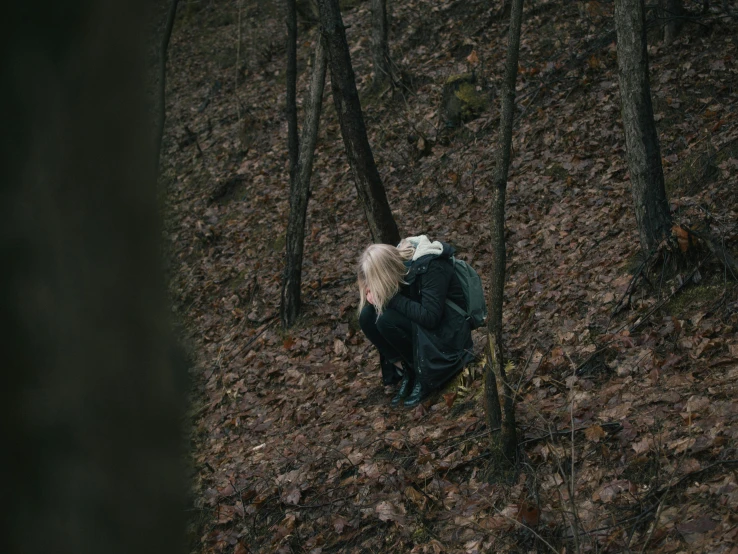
[484,0,524,468]
[660,0,684,44]
[615,0,672,253]
[286,0,299,183]
[370,0,393,91]
[155,0,181,172]
[281,37,328,327]
[2,1,187,553]
[316,0,400,245]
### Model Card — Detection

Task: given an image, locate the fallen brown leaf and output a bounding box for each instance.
[584,424,606,442]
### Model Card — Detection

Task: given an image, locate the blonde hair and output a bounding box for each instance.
[357,243,413,316]
[396,238,416,261]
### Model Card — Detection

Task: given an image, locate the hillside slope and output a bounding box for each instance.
[160,1,738,552]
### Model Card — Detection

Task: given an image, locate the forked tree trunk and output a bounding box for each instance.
[615,0,672,253]
[370,0,393,90]
[286,0,299,182]
[155,0,181,172]
[281,37,328,327]
[484,0,523,467]
[316,0,400,245]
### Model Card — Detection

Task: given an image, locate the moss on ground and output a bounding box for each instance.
[272,233,285,253]
[455,82,487,119]
[666,283,723,316]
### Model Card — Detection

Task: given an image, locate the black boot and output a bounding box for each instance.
[403,380,425,408]
[390,364,414,407]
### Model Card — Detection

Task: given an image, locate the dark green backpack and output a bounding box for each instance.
[445,256,487,330]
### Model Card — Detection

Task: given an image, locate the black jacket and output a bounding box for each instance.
[387,243,473,391]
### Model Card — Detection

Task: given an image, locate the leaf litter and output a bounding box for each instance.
[159,0,738,552]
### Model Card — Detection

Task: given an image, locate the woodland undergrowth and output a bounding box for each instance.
[159,0,738,552]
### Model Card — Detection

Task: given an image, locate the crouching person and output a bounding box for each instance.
[358,235,474,407]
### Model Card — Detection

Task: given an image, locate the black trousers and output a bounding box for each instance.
[359,304,414,368]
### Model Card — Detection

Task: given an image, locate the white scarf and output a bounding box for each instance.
[404,235,444,260]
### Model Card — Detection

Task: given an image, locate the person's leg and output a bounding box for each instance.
[373,309,416,405]
[375,309,414,367]
[359,304,404,364]
[360,305,416,403]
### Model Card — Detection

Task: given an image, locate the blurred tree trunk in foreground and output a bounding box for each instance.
[316,0,400,245]
[484,0,524,468]
[1,2,188,553]
[615,0,672,253]
[281,37,329,327]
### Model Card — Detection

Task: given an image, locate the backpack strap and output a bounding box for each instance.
[445,256,469,320]
[445,297,468,319]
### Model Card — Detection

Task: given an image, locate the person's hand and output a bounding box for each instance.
[366,290,375,306]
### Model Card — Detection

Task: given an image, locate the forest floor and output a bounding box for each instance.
[159,0,738,552]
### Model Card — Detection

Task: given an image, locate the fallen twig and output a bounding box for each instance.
[519,421,622,446]
[228,313,279,361]
[609,258,648,321]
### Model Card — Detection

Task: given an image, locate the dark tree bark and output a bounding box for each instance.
[281,37,328,327]
[2,1,187,554]
[484,0,523,468]
[156,0,181,172]
[615,0,672,253]
[370,0,393,90]
[316,0,400,245]
[286,0,299,183]
[660,0,685,44]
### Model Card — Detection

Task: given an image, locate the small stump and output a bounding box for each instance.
[440,73,487,128]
